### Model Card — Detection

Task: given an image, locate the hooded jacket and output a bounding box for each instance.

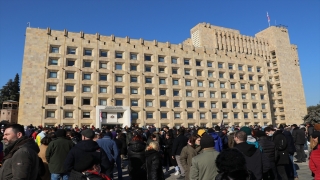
[64,140,112,177]
[235,142,269,180]
[209,132,223,152]
[0,137,40,180]
[127,140,147,180]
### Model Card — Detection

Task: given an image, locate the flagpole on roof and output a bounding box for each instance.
[267,12,270,27]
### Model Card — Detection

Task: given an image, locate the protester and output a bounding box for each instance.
[0,124,40,179]
[198,128,223,152]
[46,129,74,180]
[292,124,307,163]
[35,127,49,146]
[309,131,320,180]
[38,136,52,180]
[145,141,165,180]
[180,134,202,180]
[240,126,261,150]
[127,133,147,180]
[172,127,188,177]
[162,132,177,175]
[283,127,298,180]
[190,134,220,179]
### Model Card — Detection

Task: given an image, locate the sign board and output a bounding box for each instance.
[107,113,118,123]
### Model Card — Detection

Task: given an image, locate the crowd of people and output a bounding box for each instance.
[0,122,319,180]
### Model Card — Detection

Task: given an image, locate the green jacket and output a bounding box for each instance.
[190,148,219,180]
[45,137,73,173]
[180,144,202,180]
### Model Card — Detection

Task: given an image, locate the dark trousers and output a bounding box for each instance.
[263,162,278,180]
[295,144,306,162]
[277,165,288,180]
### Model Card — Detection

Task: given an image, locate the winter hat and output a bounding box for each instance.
[197,129,206,137]
[312,131,320,139]
[55,129,66,137]
[314,124,320,131]
[74,153,100,172]
[81,129,95,139]
[200,134,214,148]
[240,127,252,136]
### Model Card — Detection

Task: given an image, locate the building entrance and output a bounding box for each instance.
[102,124,122,130]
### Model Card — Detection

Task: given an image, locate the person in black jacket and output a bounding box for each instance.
[145,141,165,180]
[283,127,298,179]
[127,134,147,180]
[162,132,177,174]
[172,127,188,177]
[265,127,289,180]
[65,129,112,179]
[291,124,306,163]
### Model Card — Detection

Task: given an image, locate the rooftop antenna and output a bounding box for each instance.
[27,22,30,27]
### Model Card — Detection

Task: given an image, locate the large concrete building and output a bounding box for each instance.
[18,22,307,128]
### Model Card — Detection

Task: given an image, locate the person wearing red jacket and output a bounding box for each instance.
[309,131,320,180]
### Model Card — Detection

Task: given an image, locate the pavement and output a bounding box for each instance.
[114,154,313,180]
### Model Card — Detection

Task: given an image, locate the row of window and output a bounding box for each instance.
[46,110,268,119]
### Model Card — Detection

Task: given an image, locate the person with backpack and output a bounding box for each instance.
[198,128,223,152]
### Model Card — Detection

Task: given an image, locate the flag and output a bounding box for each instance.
[220,119,224,127]
[99,111,102,122]
[267,12,270,22]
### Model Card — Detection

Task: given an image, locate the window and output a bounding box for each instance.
[238,65,243,71]
[83,98,90,105]
[187,113,193,119]
[199,102,205,108]
[211,102,217,108]
[249,75,253,81]
[222,102,227,108]
[185,69,190,75]
[173,90,179,96]
[185,80,191,86]
[115,64,122,70]
[116,52,123,59]
[251,94,255,100]
[218,63,223,68]
[145,77,152,83]
[187,101,193,108]
[184,59,190,65]
[198,81,203,87]
[260,94,265,100]
[232,93,236,99]
[161,112,167,119]
[83,112,90,118]
[219,73,224,78]
[233,103,237,108]
[243,103,248,109]
[49,59,58,65]
[221,93,226,98]
[174,113,181,118]
[146,100,153,107]
[131,88,138,94]
[209,82,214,88]
[115,87,122,94]
[223,113,228,118]
[241,84,245,89]
[130,65,137,71]
[244,113,248,119]
[47,111,55,118]
[66,85,74,92]
[242,94,246,99]
[67,60,75,66]
[172,79,179,85]
[99,74,107,81]
[198,91,204,97]
[234,113,238,119]
[100,62,107,69]
[115,99,123,106]
[131,112,138,119]
[115,75,123,82]
[146,89,152,95]
[100,50,108,57]
[250,85,254,90]
[196,61,201,66]
[172,68,178,74]
[212,113,217,119]
[83,73,91,80]
[252,103,257,109]
[220,83,225,88]
[248,66,252,72]
[263,113,267,118]
[158,56,165,62]
[99,86,107,93]
[83,61,91,68]
[146,112,153,118]
[239,74,244,80]
[99,99,107,105]
[231,83,235,89]
[51,46,59,53]
[131,100,138,106]
[159,67,165,73]
[130,53,137,60]
[145,66,151,72]
[159,78,166,84]
[49,71,57,78]
[117,113,123,118]
[174,101,180,107]
[48,84,56,91]
[228,64,233,70]
[186,91,192,97]
[47,97,56,104]
[200,113,205,119]
[262,104,266,109]
[67,47,76,54]
[207,62,212,67]
[171,57,177,64]
[257,67,261,72]
[230,74,234,79]
[145,54,151,61]
[65,111,73,118]
[65,98,73,105]
[259,86,263,91]
[131,76,138,83]
[208,71,213,77]
[254,113,258,119]
[160,101,166,107]
[84,49,92,56]
[210,92,215,98]
[159,89,166,95]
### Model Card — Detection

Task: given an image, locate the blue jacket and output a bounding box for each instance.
[208,132,223,152]
[96,135,119,162]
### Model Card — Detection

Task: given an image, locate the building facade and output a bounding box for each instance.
[18,23,307,128]
[1,100,19,124]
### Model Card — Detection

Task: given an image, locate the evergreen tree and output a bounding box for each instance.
[304,104,320,124]
[0,73,20,106]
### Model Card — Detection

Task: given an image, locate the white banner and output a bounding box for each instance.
[107,113,118,123]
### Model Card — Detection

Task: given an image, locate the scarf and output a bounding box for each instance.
[2,136,30,164]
